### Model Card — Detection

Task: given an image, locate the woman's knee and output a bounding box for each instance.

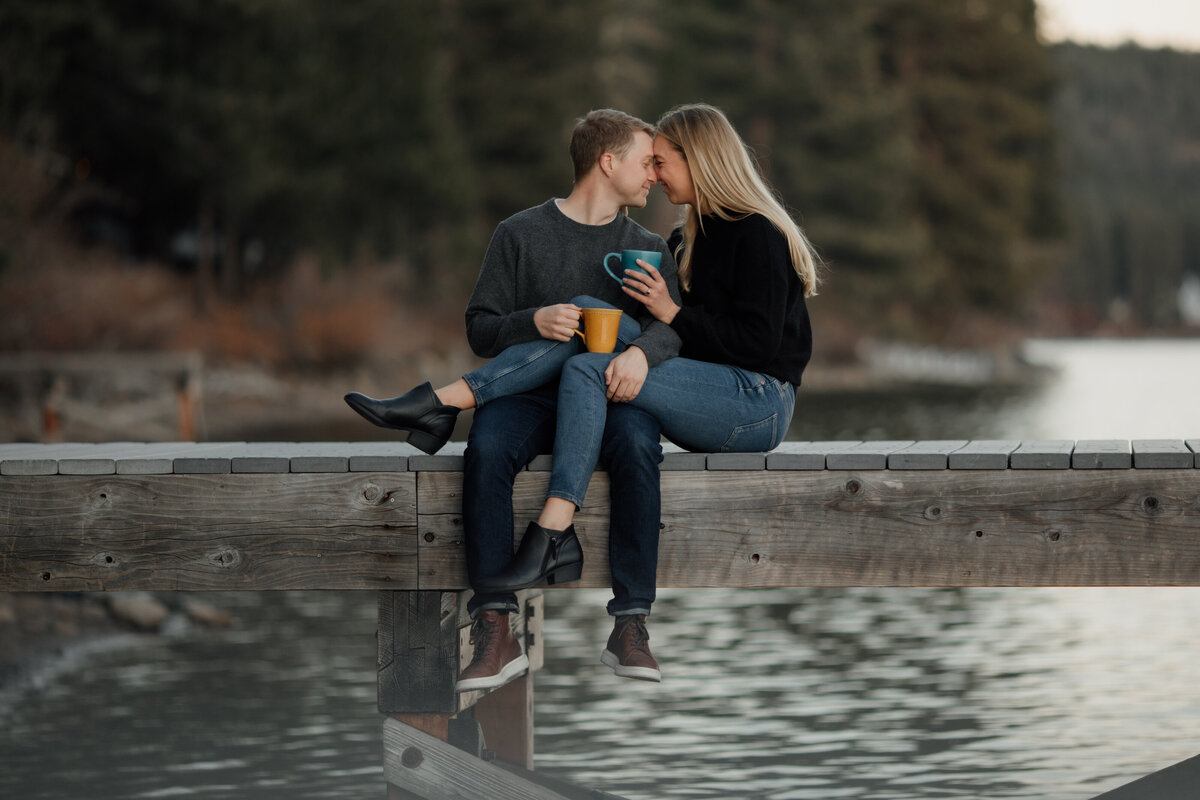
[561,353,611,385]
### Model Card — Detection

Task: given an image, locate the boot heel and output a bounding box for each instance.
[546,560,583,585]
[405,429,443,455]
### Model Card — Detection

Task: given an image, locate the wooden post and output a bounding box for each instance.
[378,590,544,796]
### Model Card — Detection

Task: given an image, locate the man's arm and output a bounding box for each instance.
[464,225,543,358]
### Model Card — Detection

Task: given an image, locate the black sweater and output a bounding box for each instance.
[668,213,812,386]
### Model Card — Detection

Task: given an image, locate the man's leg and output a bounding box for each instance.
[598,404,663,682]
[458,385,557,691]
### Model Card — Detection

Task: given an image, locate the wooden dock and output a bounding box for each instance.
[2,438,1199,798]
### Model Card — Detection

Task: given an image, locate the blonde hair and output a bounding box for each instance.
[655,104,820,297]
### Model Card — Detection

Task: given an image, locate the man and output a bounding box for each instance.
[454,109,682,691]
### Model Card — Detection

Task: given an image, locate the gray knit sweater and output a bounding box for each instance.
[465,199,682,366]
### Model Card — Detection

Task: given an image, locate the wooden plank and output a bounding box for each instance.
[473,673,535,769]
[1092,753,1200,799]
[417,471,614,591]
[0,443,108,476]
[661,445,707,471]
[948,440,1020,470]
[888,440,969,470]
[377,591,459,714]
[171,442,253,474]
[0,472,418,591]
[413,469,1200,589]
[110,442,188,475]
[410,442,468,473]
[6,445,1200,591]
[1132,439,1193,469]
[1072,440,1132,469]
[706,452,766,470]
[382,717,572,800]
[824,441,914,470]
[767,441,860,470]
[349,441,413,473]
[1011,440,1074,469]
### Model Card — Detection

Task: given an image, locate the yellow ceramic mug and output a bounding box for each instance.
[572,308,623,353]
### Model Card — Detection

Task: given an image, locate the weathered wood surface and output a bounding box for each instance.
[2,440,1199,591]
[382,717,586,800]
[0,471,418,590]
[377,589,543,716]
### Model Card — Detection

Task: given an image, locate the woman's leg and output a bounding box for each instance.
[543,355,796,511]
[630,358,796,453]
[462,296,641,408]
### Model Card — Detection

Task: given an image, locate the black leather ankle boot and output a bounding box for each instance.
[343,382,460,454]
[476,522,584,592]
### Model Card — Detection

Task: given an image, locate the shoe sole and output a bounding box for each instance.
[344,395,444,455]
[475,559,584,593]
[601,649,661,682]
[455,653,530,693]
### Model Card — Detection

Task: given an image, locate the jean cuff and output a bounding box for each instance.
[469,597,519,617]
[608,604,652,617]
[545,489,583,511]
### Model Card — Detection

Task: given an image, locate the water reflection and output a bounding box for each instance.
[2,338,1199,799]
[538,587,1200,799]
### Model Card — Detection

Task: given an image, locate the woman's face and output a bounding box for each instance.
[653,136,696,207]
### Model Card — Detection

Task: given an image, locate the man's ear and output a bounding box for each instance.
[598,152,615,178]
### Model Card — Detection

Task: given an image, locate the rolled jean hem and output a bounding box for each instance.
[609,605,652,617]
[545,489,583,510]
[461,374,485,408]
[470,599,519,617]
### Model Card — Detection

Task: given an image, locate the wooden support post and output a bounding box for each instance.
[378,589,545,796]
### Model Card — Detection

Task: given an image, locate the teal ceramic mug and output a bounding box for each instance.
[603,249,662,284]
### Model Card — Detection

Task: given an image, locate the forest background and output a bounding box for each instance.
[1,0,1199,396]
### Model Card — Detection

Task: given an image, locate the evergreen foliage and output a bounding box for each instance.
[8,1,1183,332]
[1051,42,1200,327]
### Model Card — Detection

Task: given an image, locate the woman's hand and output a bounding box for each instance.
[534,303,583,341]
[604,346,648,403]
[621,261,680,324]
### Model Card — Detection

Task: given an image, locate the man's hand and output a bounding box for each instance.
[605,346,649,402]
[534,303,583,341]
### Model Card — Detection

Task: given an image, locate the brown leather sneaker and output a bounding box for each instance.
[600,614,661,682]
[455,609,529,692]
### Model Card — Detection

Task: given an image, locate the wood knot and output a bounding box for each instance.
[207,548,242,568]
[1045,528,1062,543]
[844,479,863,496]
[1140,495,1162,515]
[924,504,943,521]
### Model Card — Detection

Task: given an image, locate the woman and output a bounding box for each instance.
[480,103,819,603]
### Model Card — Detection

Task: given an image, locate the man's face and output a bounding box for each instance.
[609,131,657,208]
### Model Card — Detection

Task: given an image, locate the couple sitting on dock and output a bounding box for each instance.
[345,104,818,691]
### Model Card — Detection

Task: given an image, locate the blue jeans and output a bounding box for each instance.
[547,355,796,507]
[463,383,664,618]
[463,296,642,407]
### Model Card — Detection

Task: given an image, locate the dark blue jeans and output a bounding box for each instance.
[463,382,663,618]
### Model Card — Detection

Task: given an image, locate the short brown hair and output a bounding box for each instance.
[569,109,654,182]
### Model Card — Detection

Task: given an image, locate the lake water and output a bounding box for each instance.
[1,338,1198,799]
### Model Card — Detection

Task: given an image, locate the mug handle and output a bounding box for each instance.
[602,252,624,283]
